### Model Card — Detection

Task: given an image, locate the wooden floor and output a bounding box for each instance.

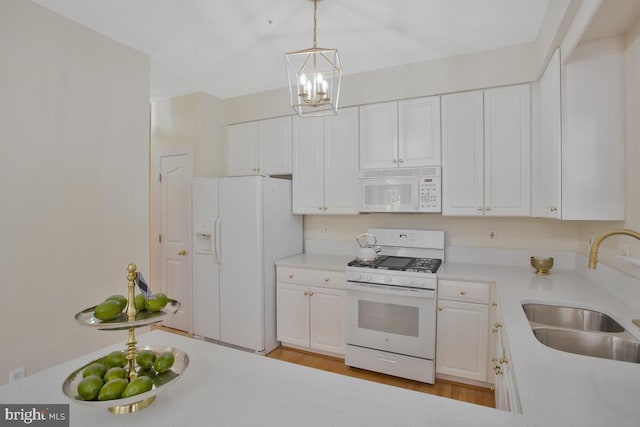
[154,326,495,408]
[266,346,495,408]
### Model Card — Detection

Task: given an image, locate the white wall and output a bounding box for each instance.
[578,20,640,276]
[151,92,225,177]
[305,216,581,253]
[0,0,150,384]
[224,42,538,124]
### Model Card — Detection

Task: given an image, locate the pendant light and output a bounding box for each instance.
[285,0,342,117]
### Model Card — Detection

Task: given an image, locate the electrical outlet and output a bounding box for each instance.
[588,235,595,246]
[9,367,25,383]
[619,243,630,257]
[322,225,329,236]
[488,229,497,240]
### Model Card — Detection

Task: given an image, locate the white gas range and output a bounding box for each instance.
[344,228,445,384]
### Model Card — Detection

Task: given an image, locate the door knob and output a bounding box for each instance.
[178,250,187,256]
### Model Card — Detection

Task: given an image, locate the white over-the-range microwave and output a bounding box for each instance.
[359,167,441,213]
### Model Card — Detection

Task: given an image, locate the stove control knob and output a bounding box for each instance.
[384,276,392,284]
[364,274,372,282]
[405,278,413,286]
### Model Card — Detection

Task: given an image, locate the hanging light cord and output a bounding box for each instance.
[312,0,318,48]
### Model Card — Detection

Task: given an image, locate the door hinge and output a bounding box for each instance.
[158,234,162,243]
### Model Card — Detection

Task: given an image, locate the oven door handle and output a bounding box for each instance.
[345,282,436,299]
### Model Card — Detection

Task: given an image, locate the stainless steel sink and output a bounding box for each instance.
[532,327,640,364]
[522,303,625,333]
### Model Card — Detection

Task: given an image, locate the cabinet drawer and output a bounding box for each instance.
[438,280,490,304]
[278,267,346,289]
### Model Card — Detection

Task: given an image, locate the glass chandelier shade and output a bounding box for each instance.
[285,0,342,117]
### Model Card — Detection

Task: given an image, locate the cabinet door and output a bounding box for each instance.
[276,282,310,347]
[324,107,359,214]
[259,116,292,175]
[537,49,562,218]
[436,299,489,382]
[441,91,484,215]
[359,102,398,169]
[309,286,345,354]
[226,122,258,176]
[292,116,325,214]
[399,96,441,167]
[484,84,531,216]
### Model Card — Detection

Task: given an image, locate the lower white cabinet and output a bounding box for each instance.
[277,267,345,356]
[436,280,491,385]
[492,301,522,413]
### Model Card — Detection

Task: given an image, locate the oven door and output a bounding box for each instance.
[345,282,436,359]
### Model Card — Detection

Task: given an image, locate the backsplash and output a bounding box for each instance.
[305,239,640,312]
[305,239,576,269]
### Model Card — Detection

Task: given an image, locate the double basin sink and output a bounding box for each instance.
[522,303,640,364]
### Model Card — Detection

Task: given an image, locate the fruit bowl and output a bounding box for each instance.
[74,299,180,330]
[62,345,189,414]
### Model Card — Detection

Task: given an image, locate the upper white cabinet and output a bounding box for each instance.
[226,116,292,176]
[442,85,531,216]
[535,48,562,219]
[293,107,359,215]
[359,97,441,169]
[533,38,625,220]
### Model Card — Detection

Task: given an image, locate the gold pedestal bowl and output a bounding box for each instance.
[531,256,554,275]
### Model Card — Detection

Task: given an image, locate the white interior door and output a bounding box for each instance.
[153,147,193,332]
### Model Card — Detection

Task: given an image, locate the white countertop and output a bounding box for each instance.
[4,255,640,426]
[278,253,640,426]
[275,253,354,272]
[0,330,514,427]
[439,262,640,427]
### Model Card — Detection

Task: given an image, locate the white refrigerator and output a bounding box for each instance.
[192,176,302,353]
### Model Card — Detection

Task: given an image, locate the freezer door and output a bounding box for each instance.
[192,178,221,340]
[219,176,265,351]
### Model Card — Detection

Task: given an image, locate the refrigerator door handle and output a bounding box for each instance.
[216,217,223,267]
[212,217,219,264]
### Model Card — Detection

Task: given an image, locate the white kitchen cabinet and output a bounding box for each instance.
[359,97,441,169]
[441,91,484,215]
[441,85,530,216]
[293,106,359,215]
[533,39,624,220]
[535,48,562,219]
[359,102,398,169]
[226,116,292,176]
[436,280,491,385]
[276,282,310,347]
[492,301,522,413]
[276,267,346,356]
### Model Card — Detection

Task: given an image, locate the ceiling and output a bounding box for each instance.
[31,0,551,100]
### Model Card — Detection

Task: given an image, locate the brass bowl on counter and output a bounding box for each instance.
[531,256,554,275]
